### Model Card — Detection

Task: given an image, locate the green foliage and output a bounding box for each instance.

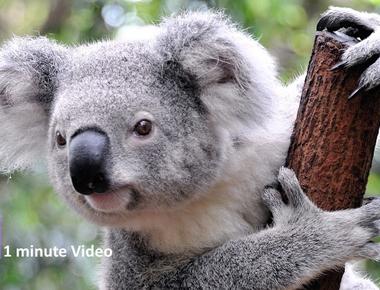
[1,0,380,289]
[0,172,99,289]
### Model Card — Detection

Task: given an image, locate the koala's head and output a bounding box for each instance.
[0,12,279,227]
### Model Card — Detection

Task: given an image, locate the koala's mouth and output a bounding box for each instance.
[84,186,140,213]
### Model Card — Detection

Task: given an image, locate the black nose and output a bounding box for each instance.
[69,129,110,195]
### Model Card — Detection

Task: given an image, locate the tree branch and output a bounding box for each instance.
[286,31,380,290]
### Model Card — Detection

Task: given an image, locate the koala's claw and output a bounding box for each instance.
[317,7,376,38]
[318,7,380,98]
[348,84,367,99]
[317,14,373,39]
[330,60,348,71]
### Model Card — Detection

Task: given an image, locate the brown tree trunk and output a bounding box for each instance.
[286,31,380,290]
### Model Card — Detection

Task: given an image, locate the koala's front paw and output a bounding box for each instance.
[262,167,320,226]
[263,167,380,262]
[317,7,380,98]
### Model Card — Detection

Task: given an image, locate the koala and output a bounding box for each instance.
[2,6,380,290]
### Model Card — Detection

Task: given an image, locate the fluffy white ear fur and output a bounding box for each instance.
[157,11,283,132]
[0,37,65,172]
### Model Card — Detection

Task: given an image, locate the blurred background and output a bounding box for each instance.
[1,0,380,289]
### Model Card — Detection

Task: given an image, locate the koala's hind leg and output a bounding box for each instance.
[340,262,379,290]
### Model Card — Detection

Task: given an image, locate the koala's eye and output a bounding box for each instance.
[56,131,67,147]
[133,119,152,136]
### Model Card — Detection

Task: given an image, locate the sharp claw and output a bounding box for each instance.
[330,60,348,71]
[348,85,366,99]
[316,16,328,31]
[316,12,374,38]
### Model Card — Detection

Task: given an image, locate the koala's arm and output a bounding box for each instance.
[155,168,380,290]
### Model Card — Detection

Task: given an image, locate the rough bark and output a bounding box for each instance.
[286,31,380,290]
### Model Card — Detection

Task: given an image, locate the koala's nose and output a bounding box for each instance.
[69,130,110,195]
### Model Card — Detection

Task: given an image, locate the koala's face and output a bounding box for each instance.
[0,12,274,227]
[47,41,224,226]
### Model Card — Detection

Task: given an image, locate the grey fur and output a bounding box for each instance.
[1,7,380,290]
[318,7,380,93]
[101,168,380,289]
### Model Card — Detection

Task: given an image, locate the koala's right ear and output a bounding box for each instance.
[156,11,280,131]
[0,37,66,172]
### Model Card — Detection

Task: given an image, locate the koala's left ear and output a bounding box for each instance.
[156,11,280,129]
[0,36,66,172]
